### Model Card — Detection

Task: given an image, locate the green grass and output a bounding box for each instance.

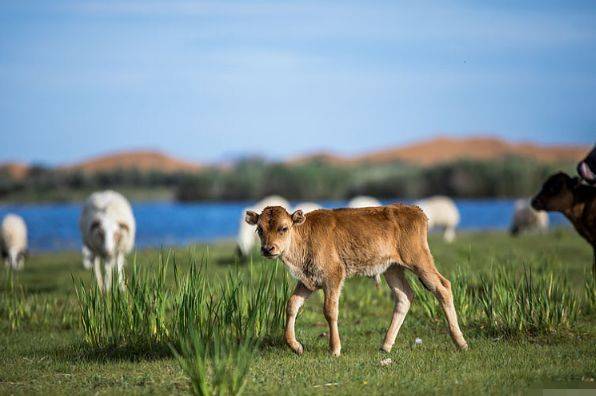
[0,230,595,394]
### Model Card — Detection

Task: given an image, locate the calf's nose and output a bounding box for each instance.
[261,246,274,255]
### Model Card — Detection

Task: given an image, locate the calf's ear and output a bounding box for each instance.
[291,210,306,225]
[245,211,259,225]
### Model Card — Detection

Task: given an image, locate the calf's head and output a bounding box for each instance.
[245,206,305,258]
[89,216,129,257]
[531,172,578,212]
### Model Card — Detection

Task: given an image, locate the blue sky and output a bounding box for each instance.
[0,1,595,165]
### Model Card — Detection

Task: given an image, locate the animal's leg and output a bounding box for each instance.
[285,282,313,355]
[444,226,456,243]
[414,251,468,350]
[104,257,115,292]
[116,253,126,291]
[592,246,595,281]
[82,246,94,269]
[93,256,104,292]
[323,282,342,356]
[381,265,414,352]
[15,256,24,271]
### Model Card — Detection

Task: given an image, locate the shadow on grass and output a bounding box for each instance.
[49,341,175,363]
[49,336,288,364]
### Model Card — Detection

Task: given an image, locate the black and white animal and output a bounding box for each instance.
[532,172,596,275]
[577,145,596,185]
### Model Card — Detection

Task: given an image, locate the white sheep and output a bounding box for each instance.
[1,214,28,270]
[415,196,460,243]
[80,190,136,292]
[236,195,290,259]
[293,202,323,214]
[348,196,382,208]
[510,199,549,236]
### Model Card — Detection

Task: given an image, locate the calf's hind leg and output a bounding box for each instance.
[381,265,414,352]
[414,251,468,350]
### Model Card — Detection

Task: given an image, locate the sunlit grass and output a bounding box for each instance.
[0,231,594,394]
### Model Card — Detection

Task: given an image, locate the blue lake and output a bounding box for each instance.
[0,200,568,252]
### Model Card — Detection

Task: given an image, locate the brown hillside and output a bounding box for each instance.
[360,136,588,166]
[62,150,201,173]
[0,162,30,180]
[290,136,589,166]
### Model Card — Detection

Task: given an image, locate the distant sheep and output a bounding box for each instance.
[1,214,28,270]
[415,196,460,243]
[510,199,549,236]
[80,190,136,292]
[293,202,322,214]
[348,196,381,208]
[236,195,290,259]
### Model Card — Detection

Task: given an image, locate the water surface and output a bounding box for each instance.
[0,199,567,252]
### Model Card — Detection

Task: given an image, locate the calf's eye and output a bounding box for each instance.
[280,226,289,233]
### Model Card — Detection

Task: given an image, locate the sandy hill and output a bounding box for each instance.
[2,137,589,179]
[290,136,589,166]
[0,162,30,180]
[61,150,202,173]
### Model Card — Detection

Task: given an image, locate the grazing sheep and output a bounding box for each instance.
[1,214,28,270]
[80,190,136,292]
[236,195,290,259]
[510,199,549,236]
[246,204,468,356]
[415,196,460,243]
[293,202,322,214]
[532,172,596,275]
[348,196,381,208]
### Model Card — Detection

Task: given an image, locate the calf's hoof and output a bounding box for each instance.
[380,344,392,353]
[288,341,304,355]
[330,348,341,357]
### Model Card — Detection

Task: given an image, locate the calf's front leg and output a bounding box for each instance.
[323,283,342,356]
[285,282,313,355]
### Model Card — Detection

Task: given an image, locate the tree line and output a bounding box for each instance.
[0,156,571,203]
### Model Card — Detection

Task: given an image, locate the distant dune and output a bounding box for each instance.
[60,150,202,174]
[289,136,589,166]
[0,137,590,180]
[0,162,30,180]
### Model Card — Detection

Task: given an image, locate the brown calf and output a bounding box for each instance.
[245,204,468,356]
[532,172,596,275]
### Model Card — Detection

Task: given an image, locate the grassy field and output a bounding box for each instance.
[1,230,595,395]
